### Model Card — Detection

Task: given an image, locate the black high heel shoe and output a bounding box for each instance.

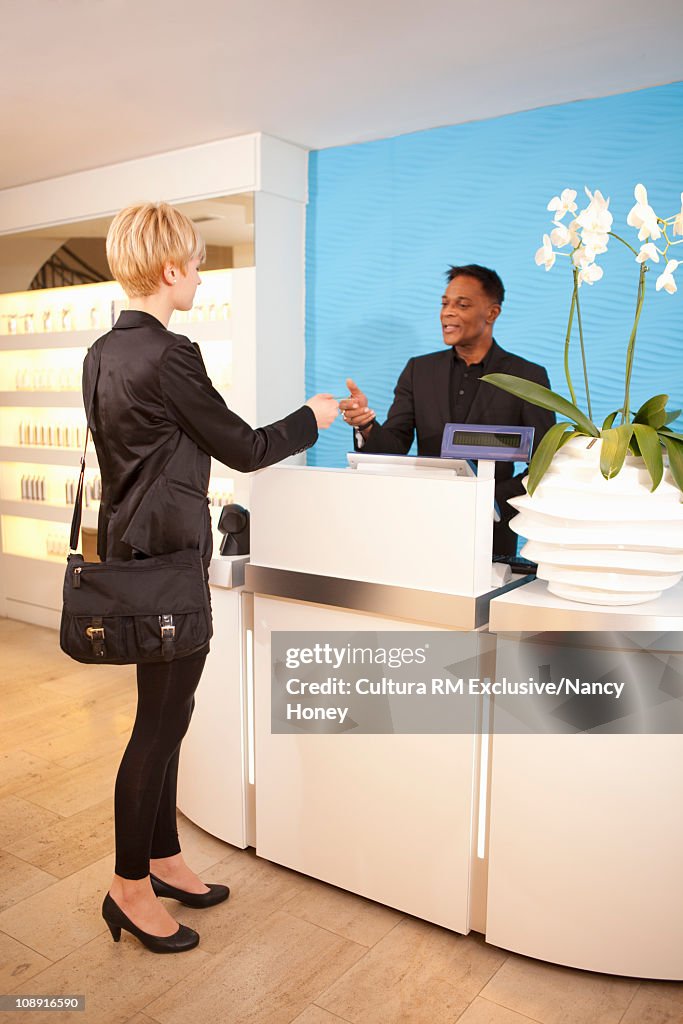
[102,892,199,953]
[150,873,231,908]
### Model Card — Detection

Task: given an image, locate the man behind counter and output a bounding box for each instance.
[339,265,554,556]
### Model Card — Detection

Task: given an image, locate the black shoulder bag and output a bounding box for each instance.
[59,341,213,665]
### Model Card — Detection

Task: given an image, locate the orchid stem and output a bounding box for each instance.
[574,280,592,420]
[564,271,578,407]
[608,231,639,257]
[622,263,647,424]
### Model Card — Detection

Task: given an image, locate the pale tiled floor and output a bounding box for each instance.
[1,618,682,1024]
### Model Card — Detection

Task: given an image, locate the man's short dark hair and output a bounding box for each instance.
[446,264,505,306]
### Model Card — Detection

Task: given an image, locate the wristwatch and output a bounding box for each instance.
[354,418,376,447]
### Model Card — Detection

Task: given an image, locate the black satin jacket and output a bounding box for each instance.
[82,310,317,564]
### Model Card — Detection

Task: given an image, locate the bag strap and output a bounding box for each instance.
[69,341,104,552]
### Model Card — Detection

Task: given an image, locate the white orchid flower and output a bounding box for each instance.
[550,224,570,247]
[578,262,604,286]
[535,234,556,271]
[582,186,606,206]
[572,244,605,287]
[673,193,683,236]
[576,188,613,240]
[655,259,679,293]
[626,183,661,242]
[579,229,609,255]
[572,245,595,269]
[550,219,580,249]
[547,188,578,222]
[636,242,660,264]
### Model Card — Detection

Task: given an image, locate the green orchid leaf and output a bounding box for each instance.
[633,394,669,428]
[600,424,633,480]
[659,428,683,442]
[600,429,618,478]
[631,423,663,491]
[663,409,682,426]
[558,429,581,450]
[526,421,576,495]
[602,409,622,430]
[613,424,634,473]
[481,374,598,437]
[661,435,683,492]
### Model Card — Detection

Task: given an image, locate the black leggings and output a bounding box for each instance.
[114,650,207,879]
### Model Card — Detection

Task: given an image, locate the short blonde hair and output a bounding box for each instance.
[106,202,206,297]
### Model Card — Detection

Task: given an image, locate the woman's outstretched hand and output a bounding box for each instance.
[305,394,339,429]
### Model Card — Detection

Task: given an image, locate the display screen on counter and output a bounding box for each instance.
[451,430,522,449]
[440,423,535,462]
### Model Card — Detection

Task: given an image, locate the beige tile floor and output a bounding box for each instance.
[1,618,682,1024]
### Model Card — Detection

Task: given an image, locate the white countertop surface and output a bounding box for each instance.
[490,577,683,631]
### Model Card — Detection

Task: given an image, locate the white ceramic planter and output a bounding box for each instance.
[508,435,683,606]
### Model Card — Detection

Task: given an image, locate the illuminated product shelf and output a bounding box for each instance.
[0,446,90,466]
[0,328,103,351]
[0,392,84,407]
[168,319,232,342]
[0,500,99,528]
[2,514,72,560]
[0,321,232,352]
[0,281,123,338]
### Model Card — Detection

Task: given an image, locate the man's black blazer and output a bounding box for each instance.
[82,310,318,564]
[356,340,555,555]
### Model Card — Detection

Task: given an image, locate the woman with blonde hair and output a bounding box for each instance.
[85,202,337,953]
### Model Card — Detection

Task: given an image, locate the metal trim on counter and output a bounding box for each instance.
[245,564,532,629]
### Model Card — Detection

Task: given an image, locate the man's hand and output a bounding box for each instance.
[305,393,339,429]
[339,378,375,429]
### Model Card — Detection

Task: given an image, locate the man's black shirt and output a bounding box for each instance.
[449,341,498,423]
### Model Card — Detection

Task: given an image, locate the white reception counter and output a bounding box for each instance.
[177,464,683,981]
[486,579,683,980]
[247,461,511,936]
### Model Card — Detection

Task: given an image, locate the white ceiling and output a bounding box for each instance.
[14,195,254,245]
[1,0,681,192]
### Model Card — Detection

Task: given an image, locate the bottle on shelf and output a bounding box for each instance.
[20,474,47,502]
[46,530,69,558]
[16,419,82,449]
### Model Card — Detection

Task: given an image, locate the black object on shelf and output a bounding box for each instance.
[492,553,538,576]
[218,504,250,556]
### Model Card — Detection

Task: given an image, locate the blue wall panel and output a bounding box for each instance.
[305,82,683,467]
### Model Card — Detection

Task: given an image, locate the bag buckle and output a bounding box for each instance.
[85,618,106,659]
[159,614,176,661]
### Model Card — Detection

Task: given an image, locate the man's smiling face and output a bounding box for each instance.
[440,275,500,352]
